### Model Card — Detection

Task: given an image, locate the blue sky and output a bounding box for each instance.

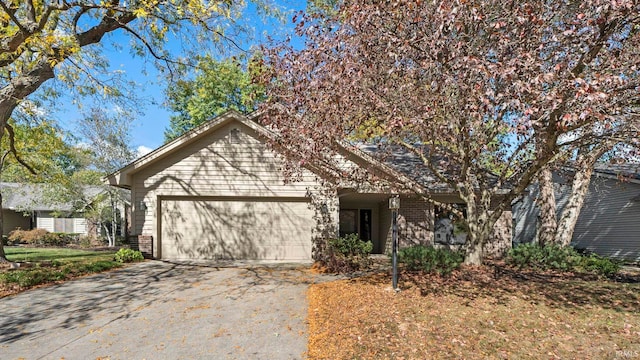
[54,1,307,156]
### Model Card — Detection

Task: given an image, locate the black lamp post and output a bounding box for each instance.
[389,195,400,291]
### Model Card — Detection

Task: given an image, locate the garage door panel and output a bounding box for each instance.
[161,199,314,260]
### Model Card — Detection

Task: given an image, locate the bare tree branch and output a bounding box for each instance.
[5,122,36,175]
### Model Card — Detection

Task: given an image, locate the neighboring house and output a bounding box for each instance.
[0,183,130,237]
[106,110,512,261]
[512,164,640,262]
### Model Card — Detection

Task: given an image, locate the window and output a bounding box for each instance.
[434,204,468,245]
[53,218,75,233]
[339,209,372,241]
[339,209,357,238]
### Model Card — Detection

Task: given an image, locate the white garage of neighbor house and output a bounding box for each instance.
[106,110,512,261]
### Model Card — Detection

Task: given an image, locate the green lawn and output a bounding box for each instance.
[5,247,117,263]
[1,247,123,297]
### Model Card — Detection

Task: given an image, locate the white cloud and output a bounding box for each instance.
[137,145,153,157]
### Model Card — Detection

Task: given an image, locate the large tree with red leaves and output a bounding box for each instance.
[259,0,640,264]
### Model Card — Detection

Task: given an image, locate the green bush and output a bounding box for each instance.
[0,260,122,288]
[398,245,464,275]
[508,243,620,277]
[114,248,144,263]
[507,243,582,271]
[397,245,430,271]
[0,268,67,287]
[73,260,122,273]
[580,254,621,277]
[323,234,373,273]
[41,233,66,247]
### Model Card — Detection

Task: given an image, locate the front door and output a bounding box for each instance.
[359,209,372,242]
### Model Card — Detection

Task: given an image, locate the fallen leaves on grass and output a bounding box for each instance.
[307,265,640,360]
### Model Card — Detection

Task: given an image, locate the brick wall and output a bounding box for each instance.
[129,235,153,258]
[399,197,434,247]
[383,196,434,253]
[382,196,512,258]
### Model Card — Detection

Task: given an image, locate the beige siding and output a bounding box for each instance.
[130,120,324,257]
[160,198,314,260]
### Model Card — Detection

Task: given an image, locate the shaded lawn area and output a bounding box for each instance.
[308,267,640,360]
[1,247,121,297]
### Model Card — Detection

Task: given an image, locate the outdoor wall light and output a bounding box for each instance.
[320,203,329,215]
[139,201,147,211]
[389,195,400,210]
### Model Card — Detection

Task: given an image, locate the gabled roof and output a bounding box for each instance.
[0,183,109,212]
[105,110,275,189]
[106,110,472,195]
[106,110,427,192]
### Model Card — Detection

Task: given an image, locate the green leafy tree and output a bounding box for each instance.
[0,119,76,261]
[0,1,275,130]
[306,0,340,18]
[0,120,69,182]
[164,55,265,141]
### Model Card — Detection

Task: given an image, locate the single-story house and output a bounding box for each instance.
[106,110,512,261]
[512,164,640,262]
[1,183,130,237]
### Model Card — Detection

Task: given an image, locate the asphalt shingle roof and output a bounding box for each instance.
[0,183,107,212]
[357,144,454,192]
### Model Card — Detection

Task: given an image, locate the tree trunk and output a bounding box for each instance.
[101,223,112,247]
[0,190,8,263]
[463,219,497,265]
[0,59,56,131]
[555,157,599,247]
[0,243,6,263]
[111,197,117,247]
[537,167,557,246]
[554,147,606,247]
[463,201,492,265]
[464,233,484,265]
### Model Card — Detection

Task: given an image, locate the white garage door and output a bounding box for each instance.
[160,198,315,260]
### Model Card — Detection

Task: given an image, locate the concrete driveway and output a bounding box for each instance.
[0,261,319,360]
